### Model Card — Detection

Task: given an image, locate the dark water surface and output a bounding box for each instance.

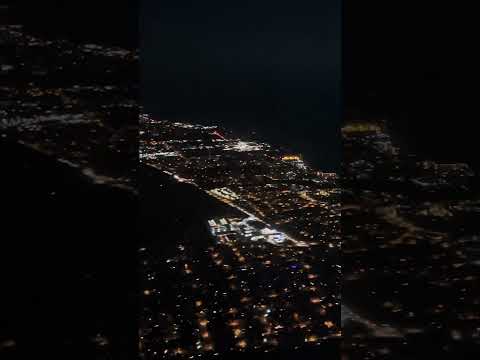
[141,0,341,172]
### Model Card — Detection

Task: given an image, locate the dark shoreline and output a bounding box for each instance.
[0,139,138,359]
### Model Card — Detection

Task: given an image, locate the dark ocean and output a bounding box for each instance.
[9,0,477,173]
[143,85,341,172]
[345,1,479,173]
[141,0,341,172]
[7,1,138,49]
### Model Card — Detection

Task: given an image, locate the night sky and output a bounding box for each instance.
[142,0,341,171]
